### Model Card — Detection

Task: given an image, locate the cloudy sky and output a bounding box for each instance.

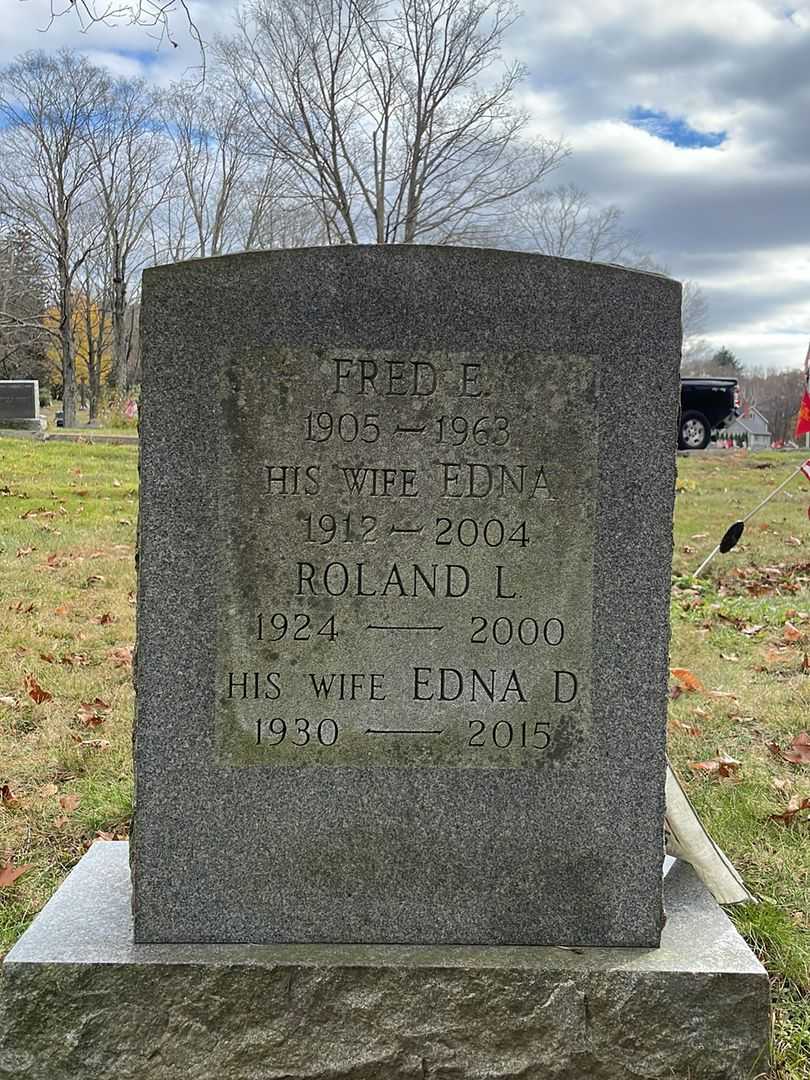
[2,0,808,370]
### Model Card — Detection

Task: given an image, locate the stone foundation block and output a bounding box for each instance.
[0,843,769,1080]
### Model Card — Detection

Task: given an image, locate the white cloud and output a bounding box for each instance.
[511,0,810,369]
[1,0,808,369]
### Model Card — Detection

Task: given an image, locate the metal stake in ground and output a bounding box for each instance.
[693,457,810,579]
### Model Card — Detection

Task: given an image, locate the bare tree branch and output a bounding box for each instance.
[218,0,569,245]
[20,0,203,62]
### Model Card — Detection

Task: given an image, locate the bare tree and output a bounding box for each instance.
[219,0,568,245]
[516,184,648,264]
[678,281,712,369]
[738,367,806,442]
[160,80,256,258]
[74,253,111,422]
[239,154,329,250]
[88,77,172,389]
[0,51,109,427]
[0,228,51,380]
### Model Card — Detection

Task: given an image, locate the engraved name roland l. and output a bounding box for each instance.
[222,355,588,766]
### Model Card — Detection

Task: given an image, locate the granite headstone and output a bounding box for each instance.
[0,379,41,430]
[133,245,681,946]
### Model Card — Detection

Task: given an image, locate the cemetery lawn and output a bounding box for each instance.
[0,436,136,953]
[0,438,808,1077]
[670,449,810,1079]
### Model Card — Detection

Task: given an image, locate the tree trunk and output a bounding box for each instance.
[111,273,128,390]
[60,290,77,428]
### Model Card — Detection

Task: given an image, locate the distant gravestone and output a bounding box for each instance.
[0,379,43,431]
[132,246,680,947]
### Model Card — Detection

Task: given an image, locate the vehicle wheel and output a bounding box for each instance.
[678,410,711,450]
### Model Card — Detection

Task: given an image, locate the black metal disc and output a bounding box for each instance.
[719,520,745,553]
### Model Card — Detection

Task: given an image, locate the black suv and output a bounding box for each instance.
[679,378,740,450]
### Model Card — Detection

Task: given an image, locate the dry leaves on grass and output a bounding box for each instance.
[670,667,738,701]
[688,754,741,779]
[669,717,701,737]
[76,698,110,728]
[71,737,111,751]
[23,674,52,704]
[1,783,18,804]
[0,859,33,888]
[107,646,133,668]
[59,793,80,813]
[769,796,810,826]
[768,732,810,765]
[0,694,19,708]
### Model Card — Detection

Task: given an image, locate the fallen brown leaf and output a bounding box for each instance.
[688,754,741,779]
[23,673,52,705]
[670,667,705,692]
[75,738,110,751]
[15,546,34,558]
[670,717,701,737]
[783,622,803,642]
[741,624,765,636]
[59,793,80,813]
[769,796,810,825]
[96,612,117,625]
[0,860,33,888]
[39,783,58,797]
[59,653,90,667]
[0,783,18,804]
[782,733,810,765]
[107,646,133,668]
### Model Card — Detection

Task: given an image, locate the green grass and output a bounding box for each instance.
[669,450,810,1077]
[0,436,136,955]
[1,439,808,1076]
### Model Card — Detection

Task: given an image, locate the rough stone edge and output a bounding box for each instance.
[1,844,770,1079]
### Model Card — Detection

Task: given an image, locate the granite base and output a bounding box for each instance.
[0,843,769,1080]
[0,418,46,434]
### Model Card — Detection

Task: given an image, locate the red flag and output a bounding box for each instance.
[796,341,810,437]
[798,392,810,437]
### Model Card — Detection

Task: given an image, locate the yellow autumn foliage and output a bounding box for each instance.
[44,295,112,385]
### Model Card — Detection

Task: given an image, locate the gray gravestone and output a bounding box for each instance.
[133,246,680,946]
[1,247,771,1079]
[0,380,42,431]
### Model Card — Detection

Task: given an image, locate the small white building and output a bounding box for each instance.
[726,405,771,450]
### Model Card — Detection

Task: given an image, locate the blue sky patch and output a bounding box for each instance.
[627,107,726,148]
